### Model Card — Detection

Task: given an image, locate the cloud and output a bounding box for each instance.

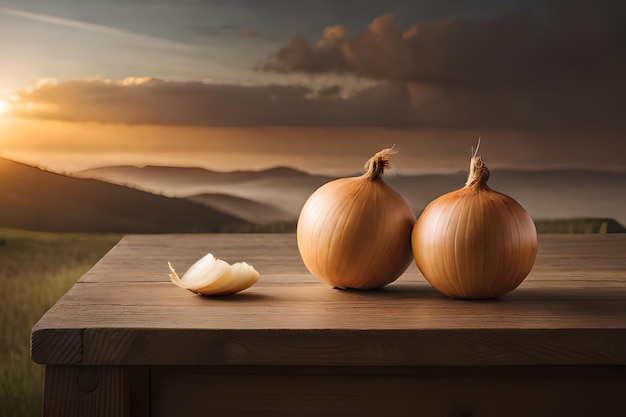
[0,6,192,51]
[261,1,626,130]
[264,4,625,87]
[238,28,262,38]
[190,22,264,40]
[9,0,625,131]
[11,77,414,127]
[12,68,626,130]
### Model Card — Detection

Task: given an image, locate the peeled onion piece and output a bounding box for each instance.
[411,144,537,299]
[168,253,259,296]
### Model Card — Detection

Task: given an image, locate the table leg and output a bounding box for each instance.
[42,365,149,417]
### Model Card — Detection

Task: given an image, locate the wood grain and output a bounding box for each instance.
[43,366,132,417]
[150,365,626,417]
[78,328,626,366]
[31,328,82,365]
[32,234,626,367]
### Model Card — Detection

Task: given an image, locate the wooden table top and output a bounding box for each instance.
[31,234,626,367]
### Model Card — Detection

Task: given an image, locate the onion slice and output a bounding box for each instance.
[168,253,259,296]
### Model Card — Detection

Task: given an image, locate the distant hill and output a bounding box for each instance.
[79,165,311,190]
[534,218,626,234]
[78,165,626,227]
[188,193,293,223]
[78,164,330,217]
[4,158,625,233]
[0,158,248,233]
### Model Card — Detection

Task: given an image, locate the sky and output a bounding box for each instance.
[0,0,625,174]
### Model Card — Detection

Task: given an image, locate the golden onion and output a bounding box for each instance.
[297,148,416,290]
[411,145,538,299]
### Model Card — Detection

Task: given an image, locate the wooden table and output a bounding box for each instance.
[32,234,626,417]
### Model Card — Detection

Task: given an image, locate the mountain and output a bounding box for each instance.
[5,159,625,232]
[78,165,330,217]
[0,158,248,233]
[534,218,626,234]
[187,193,292,223]
[79,165,311,190]
[78,164,626,227]
[388,169,626,228]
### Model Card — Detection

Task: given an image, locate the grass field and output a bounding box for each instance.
[0,228,121,417]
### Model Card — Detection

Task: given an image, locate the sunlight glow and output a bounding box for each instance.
[0,100,7,115]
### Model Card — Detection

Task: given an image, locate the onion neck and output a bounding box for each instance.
[363,147,396,181]
[465,156,490,190]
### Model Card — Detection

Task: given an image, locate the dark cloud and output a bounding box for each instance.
[190,23,263,39]
[264,2,626,87]
[261,0,626,130]
[13,77,414,126]
[237,28,261,38]
[11,0,626,130]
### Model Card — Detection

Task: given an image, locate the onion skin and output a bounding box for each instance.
[297,148,416,290]
[412,155,537,299]
[168,254,259,296]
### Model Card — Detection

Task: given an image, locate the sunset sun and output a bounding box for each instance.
[0,100,8,115]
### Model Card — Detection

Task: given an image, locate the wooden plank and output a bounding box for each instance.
[78,234,306,283]
[31,234,626,367]
[129,366,151,417]
[77,234,626,283]
[80,328,626,366]
[34,282,626,331]
[42,366,134,417]
[31,328,82,365]
[149,365,626,417]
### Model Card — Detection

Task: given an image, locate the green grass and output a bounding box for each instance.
[0,228,121,417]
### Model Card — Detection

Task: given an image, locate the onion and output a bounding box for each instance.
[168,253,259,296]
[411,143,538,299]
[297,148,416,290]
